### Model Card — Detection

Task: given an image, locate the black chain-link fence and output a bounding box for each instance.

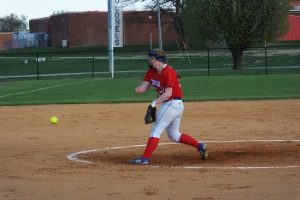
[0,45,299,80]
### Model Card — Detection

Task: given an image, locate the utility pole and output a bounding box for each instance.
[108,0,114,78]
[157,0,163,49]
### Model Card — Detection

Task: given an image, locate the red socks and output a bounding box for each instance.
[179,133,199,149]
[142,134,198,159]
[142,137,160,159]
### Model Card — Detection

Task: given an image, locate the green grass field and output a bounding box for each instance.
[1,43,299,105]
[0,74,299,106]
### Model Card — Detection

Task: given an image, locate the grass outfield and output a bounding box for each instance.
[0,74,299,106]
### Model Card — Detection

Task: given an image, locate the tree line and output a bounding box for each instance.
[0,13,28,32]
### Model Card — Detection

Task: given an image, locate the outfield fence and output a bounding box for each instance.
[0,45,299,80]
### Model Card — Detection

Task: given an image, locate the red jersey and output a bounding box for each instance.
[143,65,183,100]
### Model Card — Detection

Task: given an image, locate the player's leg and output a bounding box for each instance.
[165,100,202,147]
[166,101,208,159]
[129,101,175,164]
[165,103,183,143]
[128,135,159,164]
[143,101,176,157]
[179,133,208,159]
[165,107,200,148]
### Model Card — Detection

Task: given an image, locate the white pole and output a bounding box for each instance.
[150,32,153,50]
[149,15,153,50]
[157,0,163,49]
[108,0,114,78]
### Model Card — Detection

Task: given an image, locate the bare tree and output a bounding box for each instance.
[0,13,28,32]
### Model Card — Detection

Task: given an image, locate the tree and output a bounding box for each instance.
[183,0,289,69]
[0,13,28,32]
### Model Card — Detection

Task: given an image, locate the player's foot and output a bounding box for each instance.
[129,156,149,165]
[198,142,208,160]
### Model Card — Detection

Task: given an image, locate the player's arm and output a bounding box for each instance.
[152,87,172,105]
[135,81,151,94]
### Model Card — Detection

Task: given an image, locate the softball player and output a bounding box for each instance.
[129,49,208,165]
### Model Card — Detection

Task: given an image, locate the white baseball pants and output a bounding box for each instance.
[149,99,184,143]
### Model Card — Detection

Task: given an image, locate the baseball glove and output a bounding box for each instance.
[144,104,156,124]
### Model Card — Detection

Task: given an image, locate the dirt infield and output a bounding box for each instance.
[0,100,299,200]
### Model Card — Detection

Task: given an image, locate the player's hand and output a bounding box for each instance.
[151,100,156,107]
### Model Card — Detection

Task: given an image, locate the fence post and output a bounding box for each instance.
[92,53,95,78]
[264,43,268,75]
[207,47,210,76]
[36,53,40,80]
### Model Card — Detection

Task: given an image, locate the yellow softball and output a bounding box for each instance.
[50,116,58,124]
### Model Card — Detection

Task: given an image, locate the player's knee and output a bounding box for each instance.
[150,128,163,138]
[167,132,180,143]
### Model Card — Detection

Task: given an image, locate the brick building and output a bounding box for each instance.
[25,2,300,48]
[280,1,300,41]
[280,15,300,41]
[29,17,50,33]
[0,32,13,49]
[29,11,180,47]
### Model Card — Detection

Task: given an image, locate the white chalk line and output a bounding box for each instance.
[0,78,106,98]
[67,139,300,170]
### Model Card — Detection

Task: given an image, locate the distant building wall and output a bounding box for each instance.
[50,14,70,47]
[29,17,50,33]
[123,11,179,46]
[30,11,181,47]
[0,32,13,50]
[280,1,300,41]
[68,12,107,47]
[280,15,300,41]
